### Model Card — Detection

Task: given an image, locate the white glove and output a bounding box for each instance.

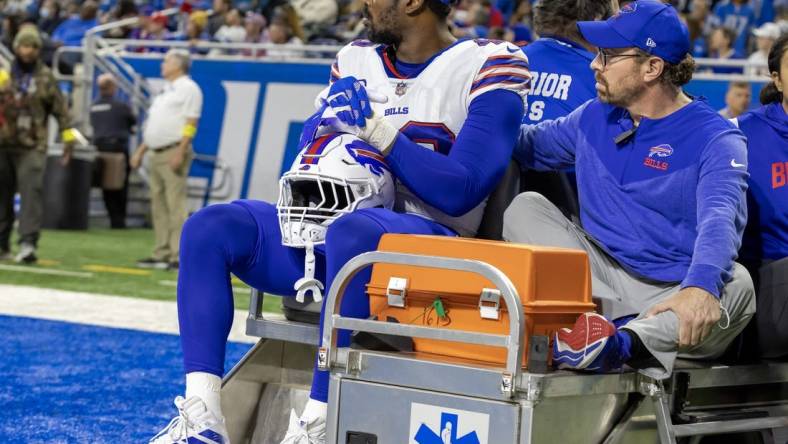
[317,89,399,154]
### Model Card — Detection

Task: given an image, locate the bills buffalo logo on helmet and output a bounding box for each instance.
[346,140,390,176]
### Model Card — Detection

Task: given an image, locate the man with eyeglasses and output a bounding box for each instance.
[505,0,755,379]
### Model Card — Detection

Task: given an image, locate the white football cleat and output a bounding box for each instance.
[280,408,326,444]
[150,396,229,444]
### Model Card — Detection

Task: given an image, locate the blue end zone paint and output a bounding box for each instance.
[0,315,252,443]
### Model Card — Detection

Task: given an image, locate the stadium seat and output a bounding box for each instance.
[476,159,522,240]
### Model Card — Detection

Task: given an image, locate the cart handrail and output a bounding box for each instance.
[320,250,525,395]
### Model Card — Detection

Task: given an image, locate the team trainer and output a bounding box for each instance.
[505,0,755,378]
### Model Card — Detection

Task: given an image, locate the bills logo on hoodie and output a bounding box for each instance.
[644,144,674,171]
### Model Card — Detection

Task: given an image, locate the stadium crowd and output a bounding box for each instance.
[0,0,784,63]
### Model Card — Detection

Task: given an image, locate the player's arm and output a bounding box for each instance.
[513,99,589,171]
[385,89,525,217]
[682,130,749,298]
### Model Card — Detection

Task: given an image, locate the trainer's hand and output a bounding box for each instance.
[326,76,387,127]
[646,287,721,348]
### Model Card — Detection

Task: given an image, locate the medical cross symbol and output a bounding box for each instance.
[414,412,481,444]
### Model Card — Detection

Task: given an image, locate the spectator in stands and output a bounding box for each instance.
[257,0,289,24]
[449,0,476,37]
[50,0,99,47]
[505,23,532,47]
[290,0,338,36]
[507,0,755,380]
[104,0,139,39]
[245,11,268,42]
[451,0,500,38]
[778,0,788,34]
[35,0,65,36]
[64,0,81,20]
[2,0,32,15]
[243,12,268,56]
[139,12,171,53]
[687,0,711,57]
[509,0,533,28]
[707,26,745,73]
[497,0,515,23]
[175,10,210,51]
[332,0,365,42]
[184,11,211,55]
[265,4,305,58]
[213,8,246,44]
[707,0,757,57]
[90,74,136,229]
[487,25,505,40]
[206,0,231,36]
[131,49,203,270]
[735,34,788,359]
[719,81,752,118]
[146,12,171,40]
[747,22,782,76]
[0,25,75,263]
[1,12,24,50]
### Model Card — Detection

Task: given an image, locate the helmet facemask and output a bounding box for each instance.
[276,132,395,303]
[277,171,378,247]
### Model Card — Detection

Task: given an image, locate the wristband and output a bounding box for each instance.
[61,128,76,143]
[182,124,197,138]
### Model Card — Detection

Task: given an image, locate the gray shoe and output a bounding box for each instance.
[136,257,169,270]
[15,243,37,264]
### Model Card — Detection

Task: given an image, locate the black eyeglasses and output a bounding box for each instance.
[596,50,644,68]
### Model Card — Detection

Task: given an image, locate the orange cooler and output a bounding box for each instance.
[367,234,596,367]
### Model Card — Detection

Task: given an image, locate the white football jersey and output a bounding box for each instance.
[327,39,530,236]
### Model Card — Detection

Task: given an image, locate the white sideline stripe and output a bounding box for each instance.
[0,284,257,344]
[0,264,94,278]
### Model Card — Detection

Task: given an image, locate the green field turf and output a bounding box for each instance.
[0,228,283,312]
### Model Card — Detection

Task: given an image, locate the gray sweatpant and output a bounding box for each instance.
[503,192,756,379]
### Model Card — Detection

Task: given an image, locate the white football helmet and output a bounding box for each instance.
[277,132,395,247]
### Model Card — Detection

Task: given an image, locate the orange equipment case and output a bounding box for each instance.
[367,234,596,368]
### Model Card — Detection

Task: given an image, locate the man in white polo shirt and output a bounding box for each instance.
[131,49,203,270]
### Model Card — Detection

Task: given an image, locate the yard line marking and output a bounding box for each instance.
[82,264,152,276]
[37,259,61,266]
[0,264,93,278]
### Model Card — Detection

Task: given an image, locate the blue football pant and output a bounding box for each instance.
[177,200,456,401]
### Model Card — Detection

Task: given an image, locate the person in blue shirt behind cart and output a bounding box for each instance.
[735,34,788,360]
[518,0,617,221]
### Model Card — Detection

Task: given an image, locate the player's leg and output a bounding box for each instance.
[283,208,455,443]
[622,263,755,379]
[153,200,318,444]
[504,191,634,314]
